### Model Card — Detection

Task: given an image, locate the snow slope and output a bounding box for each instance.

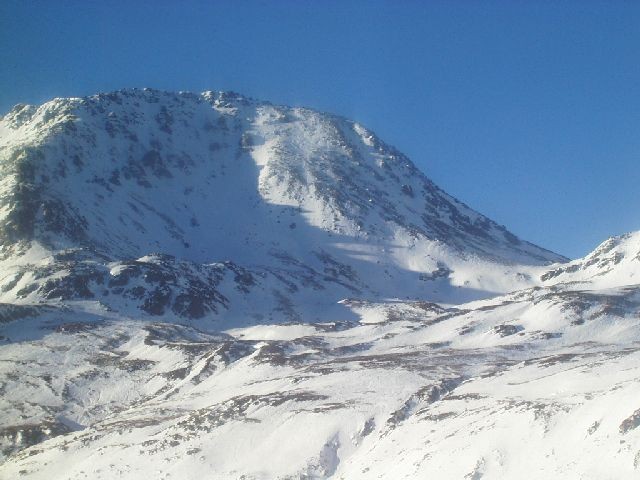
[1,276,639,479]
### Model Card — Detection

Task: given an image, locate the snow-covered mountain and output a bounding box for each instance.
[541,231,640,289]
[1,89,638,479]
[0,89,563,326]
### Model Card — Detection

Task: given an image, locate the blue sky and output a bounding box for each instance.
[1,1,638,258]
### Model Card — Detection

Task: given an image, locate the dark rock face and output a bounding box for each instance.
[620,408,640,434]
[0,421,71,459]
[2,254,238,320]
[493,324,524,337]
[0,304,51,325]
[107,258,230,318]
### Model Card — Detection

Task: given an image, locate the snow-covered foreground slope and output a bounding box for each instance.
[1,89,639,479]
[1,277,640,479]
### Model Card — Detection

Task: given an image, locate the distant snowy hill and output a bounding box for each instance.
[1,89,638,480]
[541,231,640,289]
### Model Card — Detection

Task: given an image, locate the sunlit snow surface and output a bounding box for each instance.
[0,90,639,479]
[2,281,640,479]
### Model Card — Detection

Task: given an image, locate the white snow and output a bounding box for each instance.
[0,89,637,479]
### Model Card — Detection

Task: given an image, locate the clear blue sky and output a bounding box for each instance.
[1,1,638,258]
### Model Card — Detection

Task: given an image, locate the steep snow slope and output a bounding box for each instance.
[0,89,564,326]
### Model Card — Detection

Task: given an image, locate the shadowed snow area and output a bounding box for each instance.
[0,89,639,479]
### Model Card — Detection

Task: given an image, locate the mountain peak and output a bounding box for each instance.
[0,89,565,323]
